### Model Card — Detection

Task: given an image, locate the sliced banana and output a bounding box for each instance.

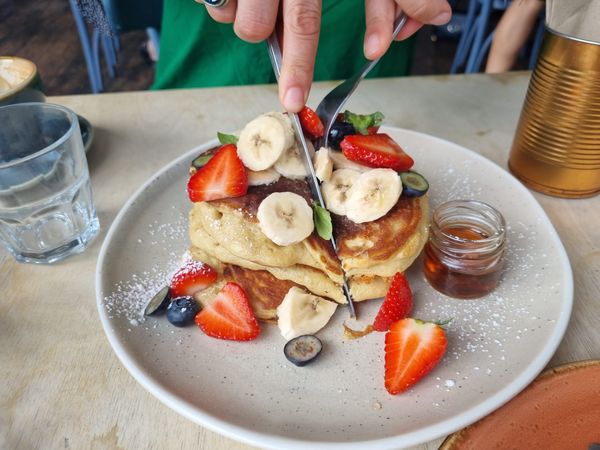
[329,150,370,173]
[257,192,314,246]
[247,168,281,186]
[237,113,288,171]
[276,287,338,340]
[321,169,361,216]
[266,112,296,151]
[274,144,309,179]
[313,147,333,182]
[345,168,402,223]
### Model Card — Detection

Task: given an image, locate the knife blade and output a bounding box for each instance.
[267,33,357,318]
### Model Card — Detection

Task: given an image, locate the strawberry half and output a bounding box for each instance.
[169,260,218,297]
[299,106,325,138]
[195,282,260,341]
[187,144,248,202]
[340,133,414,171]
[373,272,413,332]
[384,318,447,394]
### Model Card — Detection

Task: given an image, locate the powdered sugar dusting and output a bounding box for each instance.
[102,211,189,324]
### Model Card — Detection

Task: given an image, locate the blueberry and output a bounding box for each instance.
[166,296,200,327]
[284,335,323,366]
[400,171,429,197]
[144,286,171,316]
[328,122,355,149]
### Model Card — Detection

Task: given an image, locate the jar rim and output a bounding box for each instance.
[432,199,506,247]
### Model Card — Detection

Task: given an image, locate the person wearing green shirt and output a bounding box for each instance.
[154,0,451,111]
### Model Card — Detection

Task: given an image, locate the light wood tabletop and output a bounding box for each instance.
[2,72,599,450]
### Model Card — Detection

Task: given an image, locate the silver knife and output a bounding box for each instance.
[267,33,357,318]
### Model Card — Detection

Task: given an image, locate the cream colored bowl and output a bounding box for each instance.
[96,127,572,449]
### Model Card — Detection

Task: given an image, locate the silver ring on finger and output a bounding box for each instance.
[204,0,229,8]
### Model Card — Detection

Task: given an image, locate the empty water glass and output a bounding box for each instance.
[0,102,99,263]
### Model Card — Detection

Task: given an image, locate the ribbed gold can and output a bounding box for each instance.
[508,27,600,198]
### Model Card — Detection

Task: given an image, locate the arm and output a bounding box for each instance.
[485,0,544,74]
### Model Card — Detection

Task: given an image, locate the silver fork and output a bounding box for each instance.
[317,12,408,147]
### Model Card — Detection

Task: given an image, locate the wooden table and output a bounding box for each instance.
[2,73,599,450]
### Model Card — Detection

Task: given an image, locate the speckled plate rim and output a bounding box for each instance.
[439,359,600,449]
[95,127,573,450]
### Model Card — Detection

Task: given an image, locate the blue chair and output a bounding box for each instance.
[451,0,544,74]
[69,0,162,93]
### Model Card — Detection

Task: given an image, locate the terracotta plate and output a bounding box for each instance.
[440,360,600,449]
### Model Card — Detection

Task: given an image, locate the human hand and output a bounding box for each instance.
[202,0,451,113]
[202,0,318,113]
[364,0,452,59]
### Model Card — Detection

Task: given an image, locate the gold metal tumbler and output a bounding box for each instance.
[508,28,600,198]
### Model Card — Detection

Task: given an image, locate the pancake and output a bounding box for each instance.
[189,244,345,304]
[188,158,429,309]
[192,178,343,283]
[333,194,429,278]
[188,178,347,305]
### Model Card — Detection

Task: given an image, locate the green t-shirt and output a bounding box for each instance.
[153,0,414,89]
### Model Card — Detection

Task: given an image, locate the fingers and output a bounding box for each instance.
[364,0,452,60]
[364,0,451,59]
[394,18,424,41]
[395,0,451,27]
[202,0,237,24]
[364,0,396,59]
[234,0,280,42]
[280,0,321,112]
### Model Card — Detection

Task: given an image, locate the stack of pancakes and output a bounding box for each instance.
[189,175,429,322]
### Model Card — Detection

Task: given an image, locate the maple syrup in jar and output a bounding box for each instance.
[424,200,506,299]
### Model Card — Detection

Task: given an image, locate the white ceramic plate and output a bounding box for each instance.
[96,127,573,450]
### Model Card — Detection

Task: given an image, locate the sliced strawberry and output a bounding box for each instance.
[187,144,248,202]
[384,318,447,394]
[169,260,218,297]
[373,272,413,332]
[340,133,414,171]
[299,106,324,138]
[367,126,380,135]
[195,282,260,341]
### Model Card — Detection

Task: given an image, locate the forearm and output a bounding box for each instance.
[486,0,544,73]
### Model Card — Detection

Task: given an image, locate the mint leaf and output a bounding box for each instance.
[191,154,213,169]
[217,132,238,145]
[343,110,385,135]
[313,203,333,240]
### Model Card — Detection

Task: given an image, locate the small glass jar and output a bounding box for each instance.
[423,200,507,299]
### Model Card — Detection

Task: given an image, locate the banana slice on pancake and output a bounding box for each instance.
[313,147,333,182]
[237,113,291,170]
[276,287,337,340]
[321,169,361,216]
[257,192,314,246]
[329,149,370,173]
[345,168,402,223]
[247,168,281,186]
[266,112,296,150]
[274,144,309,179]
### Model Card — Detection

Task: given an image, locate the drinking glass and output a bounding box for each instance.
[0,103,99,263]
